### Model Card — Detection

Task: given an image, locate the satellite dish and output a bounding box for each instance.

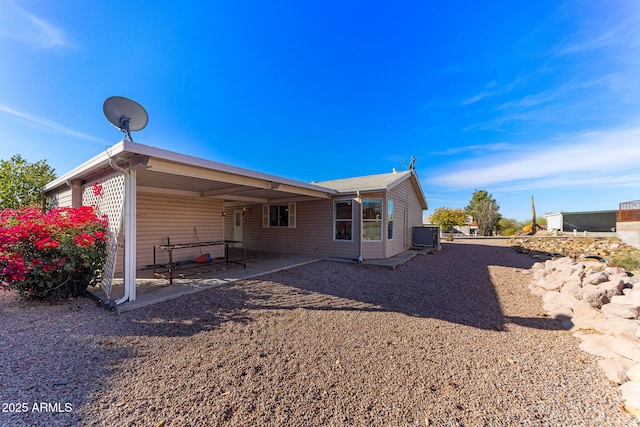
[103,96,148,142]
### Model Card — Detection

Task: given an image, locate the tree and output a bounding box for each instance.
[465,189,500,236]
[0,155,56,209]
[497,218,522,236]
[430,207,469,241]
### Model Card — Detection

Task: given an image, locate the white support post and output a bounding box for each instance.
[355,193,363,262]
[115,169,137,305]
[124,169,137,302]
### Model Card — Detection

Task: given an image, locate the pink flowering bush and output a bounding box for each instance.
[0,206,108,300]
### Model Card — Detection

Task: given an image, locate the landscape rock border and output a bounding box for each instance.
[522,253,640,420]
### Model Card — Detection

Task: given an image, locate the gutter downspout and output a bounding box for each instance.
[108,156,138,305]
[356,190,363,262]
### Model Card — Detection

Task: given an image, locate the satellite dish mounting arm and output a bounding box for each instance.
[103,96,148,142]
[119,116,133,141]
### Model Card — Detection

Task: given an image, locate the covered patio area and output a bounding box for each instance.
[88,250,323,313]
[87,247,424,313]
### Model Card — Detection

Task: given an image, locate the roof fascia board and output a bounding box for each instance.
[43,140,127,192]
[409,172,428,210]
[386,171,412,191]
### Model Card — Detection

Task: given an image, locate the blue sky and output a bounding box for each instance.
[1,0,639,222]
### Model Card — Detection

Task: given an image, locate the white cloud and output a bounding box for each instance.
[554,18,638,57]
[0,103,102,142]
[432,126,640,190]
[0,2,75,49]
[432,142,516,156]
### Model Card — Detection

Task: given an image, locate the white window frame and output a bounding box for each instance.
[333,199,353,242]
[387,199,394,240]
[262,202,296,228]
[362,198,383,241]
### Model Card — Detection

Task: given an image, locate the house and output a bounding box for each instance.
[43,140,428,305]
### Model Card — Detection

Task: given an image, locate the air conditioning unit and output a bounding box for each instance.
[412,226,441,251]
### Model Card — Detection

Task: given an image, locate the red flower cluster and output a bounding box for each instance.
[0,206,109,300]
[74,233,96,247]
[92,182,103,197]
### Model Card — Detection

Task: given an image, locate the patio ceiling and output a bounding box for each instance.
[138,158,334,203]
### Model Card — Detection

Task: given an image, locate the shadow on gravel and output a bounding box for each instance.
[115,284,254,337]
[106,240,564,336]
[0,297,139,427]
[231,240,566,332]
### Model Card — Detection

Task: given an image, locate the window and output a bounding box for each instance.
[334,200,353,241]
[270,205,289,227]
[388,200,394,240]
[263,203,296,228]
[362,198,382,241]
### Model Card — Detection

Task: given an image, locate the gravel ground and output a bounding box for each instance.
[1,239,638,426]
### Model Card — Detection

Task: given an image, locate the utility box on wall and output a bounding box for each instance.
[413,226,441,251]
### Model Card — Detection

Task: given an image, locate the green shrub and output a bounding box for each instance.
[611,252,640,273]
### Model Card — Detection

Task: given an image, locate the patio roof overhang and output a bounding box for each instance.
[44,140,337,203]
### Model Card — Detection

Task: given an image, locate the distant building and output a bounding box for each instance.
[617,200,640,249]
[546,210,618,233]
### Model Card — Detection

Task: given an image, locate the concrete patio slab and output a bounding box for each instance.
[88,251,323,313]
[87,248,429,313]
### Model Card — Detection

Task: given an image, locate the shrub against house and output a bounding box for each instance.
[0,206,108,301]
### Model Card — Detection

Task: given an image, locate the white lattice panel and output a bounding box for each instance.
[83,172,126,302]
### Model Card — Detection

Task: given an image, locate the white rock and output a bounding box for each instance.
[589,318,640,336]
[627,363,640,382]
[605,266,626,275]
[611,335,640,363]
[582,284,612,309]
[619,380,640,411]
[558,290,579,310]
[560,280,583,299]
[543,291,561,308]
[597,357,636,384]
[577,334,619,358]
[601,278,626,293]
[529,285,547,297]
[571,301,605,330]
[582,279,625,309]
[540,274,567,291]
[601,303,640,320]
[611,293,640,305]
[583,271,609,286]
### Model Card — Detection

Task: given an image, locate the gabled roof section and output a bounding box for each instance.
[316,170,428,210]
[315,170,412,193]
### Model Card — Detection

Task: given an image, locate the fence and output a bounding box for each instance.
[619,200,640,222]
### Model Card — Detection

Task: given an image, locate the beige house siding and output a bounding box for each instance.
[134,192,224,270]
[223,208,234,241]
[47,187,73,208]
[386,178,424,257]
[236,199,359,259]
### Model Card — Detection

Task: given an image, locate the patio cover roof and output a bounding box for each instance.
[44,140,337,203]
